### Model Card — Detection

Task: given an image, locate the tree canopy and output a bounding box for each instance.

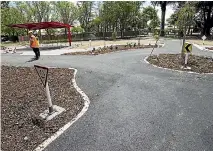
[1,1,212,38]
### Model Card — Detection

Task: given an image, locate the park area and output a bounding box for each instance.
[1,1,213,151]
[147,54,213,73]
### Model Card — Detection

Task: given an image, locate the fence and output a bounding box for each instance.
[18,30,212,43]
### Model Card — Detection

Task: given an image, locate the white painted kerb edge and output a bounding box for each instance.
[144,56,213,75]
[34,68,90,151]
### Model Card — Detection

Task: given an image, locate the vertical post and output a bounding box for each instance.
[67,27,72,46]
[138,37,140,46]
[45,82,53,113]
[89,40,91,47]
[185,53,189,67]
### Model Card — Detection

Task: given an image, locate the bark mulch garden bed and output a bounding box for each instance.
[147,54,213,73]
[1,66,84,151]
[63,44,160,55]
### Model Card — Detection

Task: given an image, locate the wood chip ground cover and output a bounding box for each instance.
[1,66,84,151]
[63,44,158,55]
[147,54,213,73]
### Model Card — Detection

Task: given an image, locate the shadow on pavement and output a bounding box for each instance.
[26,57,38,62]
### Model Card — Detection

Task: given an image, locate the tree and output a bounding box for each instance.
[1,6,26,36]
[151,1,176,37]
[167,13,178,26]
[1,1,10,9]
[176,2,195,60]
[71,26,84,34]
[194,2,213,37]
[52,1,78,24]
[142,6,160,32]
[77,1,94,32]
[90,17,102,33]
[116,1,143,38]
[101,1,143,38]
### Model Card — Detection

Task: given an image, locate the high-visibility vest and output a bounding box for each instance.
[30,35,39,48]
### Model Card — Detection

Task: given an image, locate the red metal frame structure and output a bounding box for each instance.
[9,21,73,46]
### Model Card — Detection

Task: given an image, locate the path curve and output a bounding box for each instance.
[2,39,213,151]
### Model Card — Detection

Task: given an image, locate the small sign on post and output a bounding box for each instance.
[202,35,206,45]
[183,43,192,68]
[34,65,53,113]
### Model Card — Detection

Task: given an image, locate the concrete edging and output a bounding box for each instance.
[82,43,166,56]
[193,43,213,52]
[143,56,213,75]
[34,67,90,151]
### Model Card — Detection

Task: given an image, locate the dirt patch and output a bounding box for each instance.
[64,44,159,55]
[1,66,85,151]
[147,54,213,73]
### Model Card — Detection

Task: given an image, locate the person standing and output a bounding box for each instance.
[28,31,40,60]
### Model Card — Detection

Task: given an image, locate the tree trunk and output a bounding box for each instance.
[120,24,123,39]
[187,26,191,35]
[64,28,67,39]
[160,2,166,37]
[39,29,42,43]
[181,24,187,63]
[202,25,211,37]
[103,23,107,40]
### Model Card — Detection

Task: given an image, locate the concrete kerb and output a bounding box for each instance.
[143,56,213,75]
[89,43,165,56]
[34,67,90,151]
[18,42,165,56]
[193,43,213,52]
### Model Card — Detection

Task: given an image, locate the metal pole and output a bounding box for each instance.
[45,82,53,113]
[185,53,189,66]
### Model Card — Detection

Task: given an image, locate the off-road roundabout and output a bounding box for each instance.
[145,54,213,74]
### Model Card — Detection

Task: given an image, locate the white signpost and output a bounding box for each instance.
[89,40,92,47]
[202,35,206,45]
[34,65,53,113]
[34,65,65,121]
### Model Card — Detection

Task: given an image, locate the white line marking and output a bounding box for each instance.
[143,56,213,75]
[34,68,90,151]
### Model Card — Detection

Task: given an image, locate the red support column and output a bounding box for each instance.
[67,27,72,46]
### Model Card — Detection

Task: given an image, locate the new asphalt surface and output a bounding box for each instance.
[2,39,213,151]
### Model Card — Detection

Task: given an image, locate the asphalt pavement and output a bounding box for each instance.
[2,39,213,151]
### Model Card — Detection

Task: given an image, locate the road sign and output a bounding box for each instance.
[202,35,206,41]
[34,65,53,113]
[184,43,192,53]
[34,65,49,87]
[202,35,206,45]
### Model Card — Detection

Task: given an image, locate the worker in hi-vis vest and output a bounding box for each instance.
[28,31,40,60]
